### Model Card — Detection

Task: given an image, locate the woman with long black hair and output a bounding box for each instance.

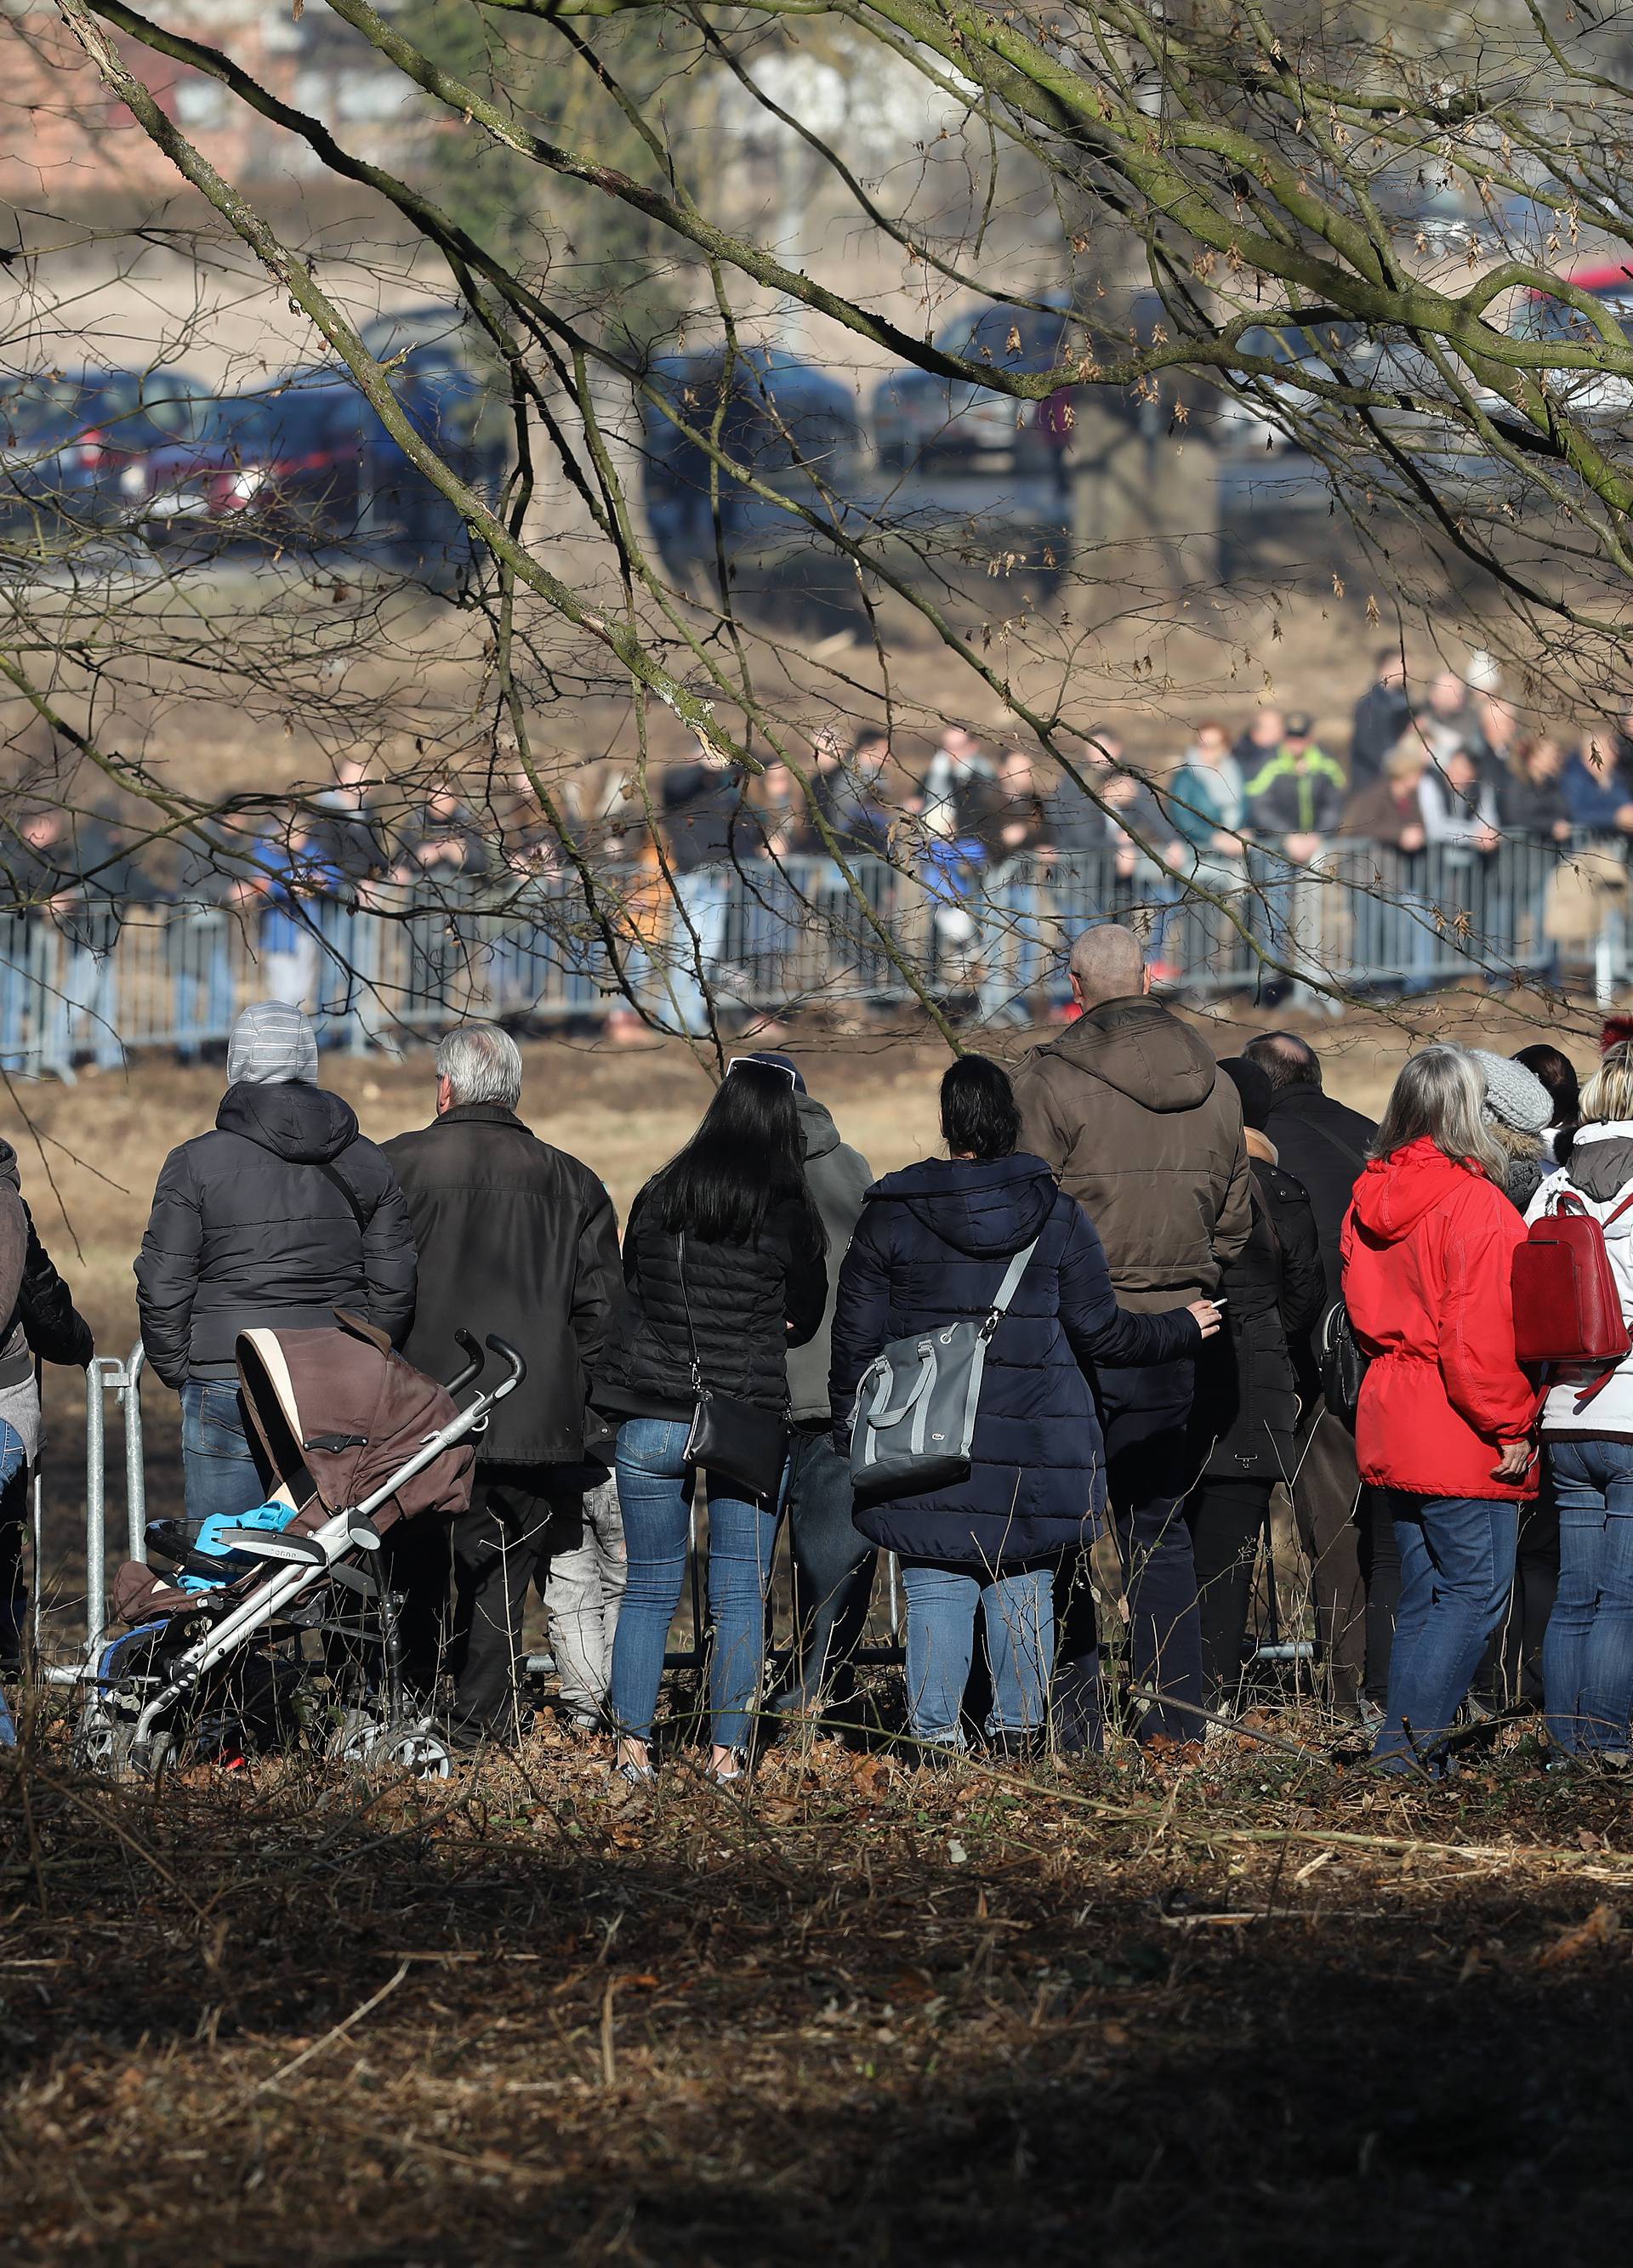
[595,1059,827,1785]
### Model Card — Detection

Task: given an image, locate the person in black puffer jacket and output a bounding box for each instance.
[135,1002,415,1529]
[1182,1058,1325,1711]
[595,1059,826,1786]
[0,1138,94,1671]
[830,1057,1219,1758]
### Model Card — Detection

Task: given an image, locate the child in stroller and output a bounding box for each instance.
[77,1312,523,1777]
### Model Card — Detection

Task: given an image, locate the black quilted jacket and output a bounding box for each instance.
[135,1083,416,1388]
[593,1180,828,1423]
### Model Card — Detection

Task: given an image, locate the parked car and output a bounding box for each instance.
[1211,321,1366,456]
[872,295,1072,472]
[1513,264,1633,424]
[639,343,864,578]
[0,366,207,525]
[127,358,497,560]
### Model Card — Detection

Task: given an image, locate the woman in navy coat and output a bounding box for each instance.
[830,1056,1220,1755]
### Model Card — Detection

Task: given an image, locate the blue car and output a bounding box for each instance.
[0,366,208,526]
[872,295,1072,473]
[638,343,864,578]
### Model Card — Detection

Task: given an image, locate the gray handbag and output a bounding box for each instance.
[848,1239,1038,1497]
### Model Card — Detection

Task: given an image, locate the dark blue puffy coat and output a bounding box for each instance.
[828,1153,1198,1569]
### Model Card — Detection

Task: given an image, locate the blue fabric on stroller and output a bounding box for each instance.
[175,1498,302,1594]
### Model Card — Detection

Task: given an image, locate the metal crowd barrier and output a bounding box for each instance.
[0,831,1624,1071]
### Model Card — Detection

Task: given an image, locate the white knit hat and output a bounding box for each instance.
[1470,1048,1551,1137]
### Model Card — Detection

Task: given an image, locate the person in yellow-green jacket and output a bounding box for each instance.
[1243,713,1347,858]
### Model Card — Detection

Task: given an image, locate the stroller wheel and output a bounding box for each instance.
[73,1702,128,1777]
[326,1709,382,1769]
[374,1725,452,1781]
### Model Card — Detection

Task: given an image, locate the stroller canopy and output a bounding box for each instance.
[238,1312,476,1537]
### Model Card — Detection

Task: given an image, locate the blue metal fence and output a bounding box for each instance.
[0,834,1619,1070]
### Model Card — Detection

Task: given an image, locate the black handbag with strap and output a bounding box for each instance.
[676,1232,788,1501]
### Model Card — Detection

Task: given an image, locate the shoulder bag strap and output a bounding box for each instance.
[313,1157,369,1235]
[980,1237,1040,1342]
[675,1230,706,1394]
[1296,1113,1368,1175]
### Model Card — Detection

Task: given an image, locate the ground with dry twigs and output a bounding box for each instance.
[4,1713,1633,2265]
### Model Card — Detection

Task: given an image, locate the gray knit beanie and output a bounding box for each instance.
[1470,1048,1552,1138]
[227,1001,320,1088]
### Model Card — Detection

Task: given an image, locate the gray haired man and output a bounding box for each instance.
[382,1024,625,1746]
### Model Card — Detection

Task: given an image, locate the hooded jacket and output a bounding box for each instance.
[1013,996,1252,1309]
[788,1094,873,1426]
[0,1138,92,1385]
[382,1103,622,1468]
[1525,1120,1633,1440]
[135,1083,416,1389]
[828,1152,1199,1567]
[1340,1136,1538,1500]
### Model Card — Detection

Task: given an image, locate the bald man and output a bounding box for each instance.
[1014,924,1251,1751]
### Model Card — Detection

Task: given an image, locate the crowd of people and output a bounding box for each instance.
[7,647,1633,1074]
[11,922,1633,1784]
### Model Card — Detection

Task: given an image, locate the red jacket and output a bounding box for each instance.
[1340,1137,1538,1500]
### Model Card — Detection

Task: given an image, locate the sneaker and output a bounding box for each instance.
[608,1759,655,1791]
[707,1752,748,1787]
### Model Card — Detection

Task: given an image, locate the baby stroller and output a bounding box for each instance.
[74,1314,524,1779]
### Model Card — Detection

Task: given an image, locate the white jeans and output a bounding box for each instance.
[544,1475,629,1720]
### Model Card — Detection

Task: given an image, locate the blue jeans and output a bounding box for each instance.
[180,1380,267,1532]
[0,1418,30,1744]
[1372,1492,1519,1776]
[1542,1440,1633,1755]
[608,1415,780,1752]
[47,946,122,1074]
[173,912,236,1060]
[665,868,731,1036]
[976,870,1042,1026]
[902,1561,1055,1746]
[774,1426,875,1713]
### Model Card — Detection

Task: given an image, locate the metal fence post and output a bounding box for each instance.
[84,1357,120,1649]
[122,1342,147,1562]
[27,1356,43,1659]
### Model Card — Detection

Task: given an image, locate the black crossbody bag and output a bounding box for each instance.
[677,1231,788,1501]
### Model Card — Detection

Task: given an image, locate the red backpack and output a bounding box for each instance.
[1512,1191,1633,1406]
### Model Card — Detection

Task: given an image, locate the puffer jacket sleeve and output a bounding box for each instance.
[134,1145,202,1389]
[1438,1195,1536,1442]
[782,1202,829,1349]
[828,1200,892,1445]
[1055,1202,1199,1368]
[355,1146,417,1345]
[18,1207,92,1367]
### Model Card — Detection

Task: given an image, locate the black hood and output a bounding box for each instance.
[216,1081,359,1163]
[866,1152,1056,1257]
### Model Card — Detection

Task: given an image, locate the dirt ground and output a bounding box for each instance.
[6,1713,1633,2265]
